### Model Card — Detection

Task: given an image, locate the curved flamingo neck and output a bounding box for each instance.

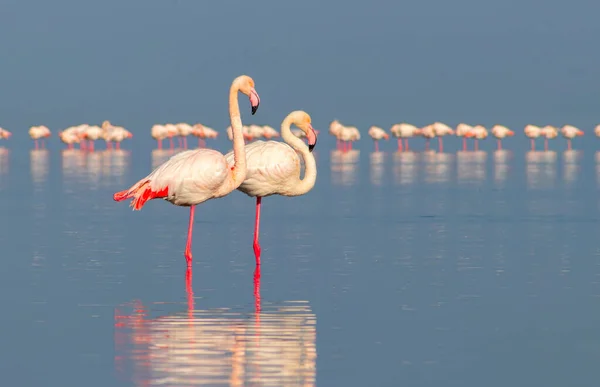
[229,81,247,186]
[281,115,317,196]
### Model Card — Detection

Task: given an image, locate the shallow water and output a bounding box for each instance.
[1,137,600,387]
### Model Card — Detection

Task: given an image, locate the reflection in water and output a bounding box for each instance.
[392,152,418,186]
[115,269,316,386]
[457,151,486,184]
[493,150,512,186]
[369,152,385,185]
[30,149,50,186]
[61,150,131,190]
[525,151,557,190]
[422,151,452,184]
[0,148,8,189]
[331,150,359,186]
[562,150,581,186]
[152,149,178,169]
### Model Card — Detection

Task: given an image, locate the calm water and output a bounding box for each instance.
[1,135,600,387]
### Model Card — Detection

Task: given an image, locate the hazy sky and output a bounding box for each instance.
[1,0,598,136]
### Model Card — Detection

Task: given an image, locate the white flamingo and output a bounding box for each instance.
[224,110,317,264]
[113,75,260,267]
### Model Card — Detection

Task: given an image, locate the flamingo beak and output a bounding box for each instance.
[508,131,515,136]
[307,124,317,152]
[249,88,260,115]
[577,130,584,136]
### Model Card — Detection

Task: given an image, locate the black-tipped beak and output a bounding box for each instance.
[251,104,259,115]
[308,137,316,152]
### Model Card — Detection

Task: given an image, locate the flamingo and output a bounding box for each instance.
[368,126,389,152]
[560,125,584,150]
[420,125,436,151]
[540,125,558,151]
[165,124,178,149]
[106,127,133,150]
[470,125,488,151]
[151,124,168,149]
[176,123,194,149]
[0,128,11,140]
[456,123,474,151]
[84,125,104,151]
[431,122,454,152]
[224,110,317,264]
[524,125,542,151]
[329,120,344,150]
[58,129,84,149]
[595,125,600,138]
[113,75,260,267]
[390,123,421,152]
[29,126,51,149]
[491,125,514,150]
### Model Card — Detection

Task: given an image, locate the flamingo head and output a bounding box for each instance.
[235,75,260,115]
[293,111,318,152]
[102,120,111,129]
[127,132,133,138]
[577,130,584,136]
[507,130,515,136]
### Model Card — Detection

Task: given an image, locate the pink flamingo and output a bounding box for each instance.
[225,111,317,264]
[112,75,260,267]
[368,126,389,152]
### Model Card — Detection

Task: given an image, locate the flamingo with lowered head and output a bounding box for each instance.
[368,126,389,152]
[113,75,260,267]
[491,125,514,150]
[560,125,584,150]
[225,110,317,264]
[524,125,542,151]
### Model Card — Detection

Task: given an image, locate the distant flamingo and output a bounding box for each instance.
[0,128,11,140]
[470,125,488,151]
[329,120,344,150]
[491,125,514,150]
[524,125,542,151]
[560,125,584,150]
[151,125,168,149]
[540,125,558,151]
[225,111,317,264]
[431,122,454,152]
[113,75,260,267]
[29,126,51,149]
[368,126,389,152]
[595,125,600,138]
[390,123,421,152]
[456,123,474,151]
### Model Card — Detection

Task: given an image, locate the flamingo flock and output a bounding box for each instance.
[323,121,588,152]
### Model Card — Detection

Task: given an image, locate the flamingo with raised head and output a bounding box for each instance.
[113,75,260,267]
[491,125,514,150]
[225,110,317,264]
[368,126,389,152]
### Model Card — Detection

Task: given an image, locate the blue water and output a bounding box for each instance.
[1,132,599,387]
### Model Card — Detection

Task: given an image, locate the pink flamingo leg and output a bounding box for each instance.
[169,137,174,149]
[397,138,403,152]
[425,139,430,151]
[253,197,262,265]
[183,136,188,149]
[254,266,261,314]
[497,139,502,150]
[462,137,467,151]
[374,141,379,152]
[544,138,548,151]
[41,140,46,149]
[157,139,162,149]
[336,139,341,150]
[116,142,121,150]
[568,139,572,150]
[107,142,112,150]
[89,140,95,151]
[530,139,535,151]
[34,139,39,150]
[438,137,443,153]
[184,205,195,267]
[404,139,409,151]
[475,139,479,151]
[68,143,73,150]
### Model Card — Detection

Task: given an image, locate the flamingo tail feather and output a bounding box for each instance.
[113,180,168,210]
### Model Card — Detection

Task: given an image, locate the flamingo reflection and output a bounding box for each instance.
[114,267,316,386]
